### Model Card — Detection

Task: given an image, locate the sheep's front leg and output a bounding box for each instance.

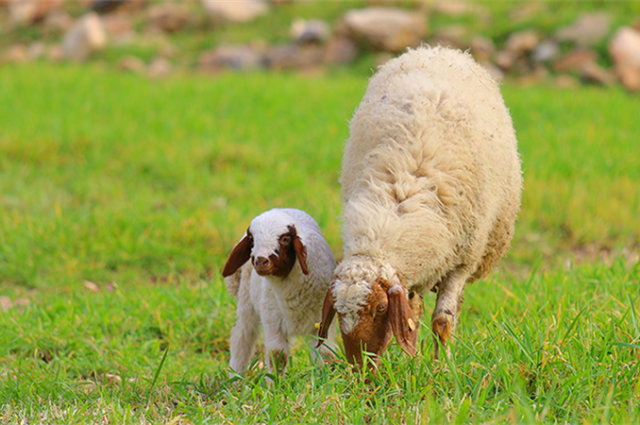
[262,314,290,376]
[431,268,469,360]
[229,302,260,374]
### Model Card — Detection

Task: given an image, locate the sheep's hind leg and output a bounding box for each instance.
[431,268,469,360]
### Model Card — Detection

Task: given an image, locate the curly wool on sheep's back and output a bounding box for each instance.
[320,46,523,365]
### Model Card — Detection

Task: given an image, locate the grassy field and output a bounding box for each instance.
[0,64,639,424]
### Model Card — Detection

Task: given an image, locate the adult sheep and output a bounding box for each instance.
[318,46,522,367]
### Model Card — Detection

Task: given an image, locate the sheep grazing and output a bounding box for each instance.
[222,208,337,375]
[318,46,522,367]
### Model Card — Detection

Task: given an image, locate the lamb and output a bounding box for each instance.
[222,208,337,375]
[317,46,522,367]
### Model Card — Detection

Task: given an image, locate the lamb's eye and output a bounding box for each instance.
[376,304,388,314]
[280,235,291,245]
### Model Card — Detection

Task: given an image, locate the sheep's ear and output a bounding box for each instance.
[316,287,335,348]
[293,235,309,275]
[221,233,253,278]
[387,284,418,356]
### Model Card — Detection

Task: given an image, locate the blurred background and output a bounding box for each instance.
[1,0,640,88]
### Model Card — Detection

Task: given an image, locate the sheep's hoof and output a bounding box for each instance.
[431,310,454,359]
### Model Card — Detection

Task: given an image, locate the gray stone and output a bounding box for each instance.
[341,7,426,53]
[579,61,614,86]
[556,12,610,46]
[43,8,74,32]
[199,45,265,72]
[323,36,357,65]
[27,41,45,60]
[9,0,63,25]
[62,12,108,62]
[266,43,322,70]
[290,18,330,44]
[147,2,191,33]
[609,27,640,91]
[552,49,598,72]
[147,56,172,78]
[532,39,560,64]
[103,13,135,44]
[505,30,539,56]
[200,0,269,23]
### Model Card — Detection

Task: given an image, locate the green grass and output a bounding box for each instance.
[0,64,639,423]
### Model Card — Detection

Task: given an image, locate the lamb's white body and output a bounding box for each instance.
[332,46,523,359]
[224,209,337,374]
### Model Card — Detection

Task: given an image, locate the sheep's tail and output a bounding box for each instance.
[224,271,241,298]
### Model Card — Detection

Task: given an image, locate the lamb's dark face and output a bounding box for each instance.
[318,277,418,368]
[251,225,299,277]
[221,211,309,279]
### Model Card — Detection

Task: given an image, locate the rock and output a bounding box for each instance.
[341,7,426,53]
[579,61,614,86]
[47,44,64,61]
[609,27,640,91]
[266,43,322,70]
[28,41,46,60]
[495,50,515,70]
[91,0,129,14]
[9,0,63,25]
[43,8,74,32]
[432,0,470,16]
[118,55,145,74]
[505,30,538,56]
[147,2,191,33]
[290,18,330,44]
[1,44,28,63]
[556,12,610,46]
[102,13,135,44]
[431,24,467,49]
[470,35,495,64]
[198,45,265,72]
[531,39,559,64]
[63,12,108,62]
[555,74,580,89]
[200,0,269,23]
[147,56,172,78]
[323,36,358,65]
[552,49,598,72]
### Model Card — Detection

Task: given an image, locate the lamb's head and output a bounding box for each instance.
[317,268,417,368]
[221,210,309,279]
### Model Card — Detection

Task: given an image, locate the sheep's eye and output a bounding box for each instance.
[376,304,388,314]
[280,235,292,245]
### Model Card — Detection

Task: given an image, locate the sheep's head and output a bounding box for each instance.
[221,210,309,279]
[317,274,417,368]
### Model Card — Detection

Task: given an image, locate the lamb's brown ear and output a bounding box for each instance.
[387,285,418,356]
[293,235,309,275]
[316,287,335,348]
[221,233,253,277]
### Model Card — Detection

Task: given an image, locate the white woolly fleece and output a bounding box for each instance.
[335,46,522,320]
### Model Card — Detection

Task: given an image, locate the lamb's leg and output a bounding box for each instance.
[262,316,290,377]
[431,268,469,360]
[229,301,260,374]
